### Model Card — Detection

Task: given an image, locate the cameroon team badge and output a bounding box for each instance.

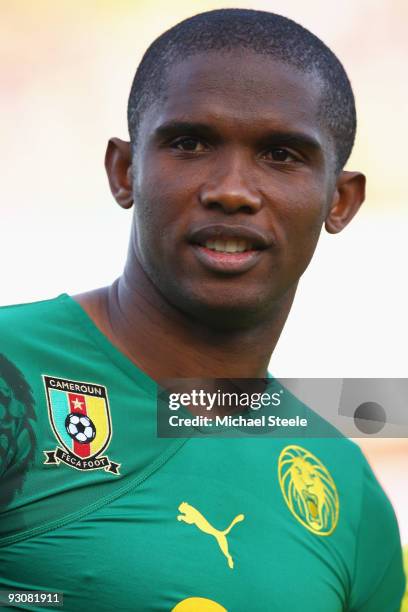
[278,445,339,536]
[43,375,120,475]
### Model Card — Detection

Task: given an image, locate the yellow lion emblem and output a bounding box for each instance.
[278,445,339,536]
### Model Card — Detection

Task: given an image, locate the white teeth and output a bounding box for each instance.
[236,239,247,252]
[204,238,252,252]
[225,240,238,253]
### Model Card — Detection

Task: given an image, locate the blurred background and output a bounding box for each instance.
[1,1,407,542]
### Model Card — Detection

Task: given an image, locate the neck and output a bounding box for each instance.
[83,255,296,380]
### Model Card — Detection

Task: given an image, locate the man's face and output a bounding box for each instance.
[130,52,338,326]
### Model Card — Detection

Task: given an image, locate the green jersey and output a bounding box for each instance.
[0,295,405,611]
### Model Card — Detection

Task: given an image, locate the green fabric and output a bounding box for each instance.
[0,295,405,611]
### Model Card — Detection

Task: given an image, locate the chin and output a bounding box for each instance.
[177,291,275,331]
[150,269,290,330]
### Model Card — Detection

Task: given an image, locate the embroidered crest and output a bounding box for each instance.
[278,445,339,536]
[43,375,120,475]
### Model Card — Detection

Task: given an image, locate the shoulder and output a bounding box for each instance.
[298,437,405,607]
[0,294,78,366]
[302,436,396,526]
[348,448,405,609]
[0,295,70,496]
[0,294,69,334]
[0,352,37,506]
[355,446,402,561]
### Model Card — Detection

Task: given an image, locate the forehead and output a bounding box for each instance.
[143,51,327,143]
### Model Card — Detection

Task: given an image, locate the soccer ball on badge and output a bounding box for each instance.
[65,413,96,444]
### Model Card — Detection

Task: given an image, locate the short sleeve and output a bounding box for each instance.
[349,455,405,611]
[0,355,37,509]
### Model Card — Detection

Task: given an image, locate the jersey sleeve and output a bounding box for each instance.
[0,354,37,509]
[349,453,405,611]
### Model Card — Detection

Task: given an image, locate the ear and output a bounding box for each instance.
[105,137,133,209]
[325,171,366,234]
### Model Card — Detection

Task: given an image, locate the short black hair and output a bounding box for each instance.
[128,9,356,172]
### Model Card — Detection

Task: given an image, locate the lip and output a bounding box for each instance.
[191,244,263,274]
[188,223,272,250]
[187,223,273,275]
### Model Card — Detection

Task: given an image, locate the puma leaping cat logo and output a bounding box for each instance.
[177,502,245,569]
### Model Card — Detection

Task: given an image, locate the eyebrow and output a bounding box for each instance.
[153,120,219,141]
[153,120,322,153]
[260,131,322,153]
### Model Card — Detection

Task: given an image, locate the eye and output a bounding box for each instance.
[171,137,208,153]
[262,148,298,163]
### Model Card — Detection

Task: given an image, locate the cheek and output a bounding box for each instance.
[134,159,198,233]
[131,171,194,274]
[133,179,176,244]
[273,179,328,244]
[268,181,329,280]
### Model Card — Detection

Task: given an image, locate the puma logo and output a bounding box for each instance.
[177,502,245,569]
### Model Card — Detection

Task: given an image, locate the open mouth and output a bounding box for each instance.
[188,224,271,274]
[188,223,270,250]
[200,237,256,253]
[191,240,262,274]
[303,490,319,521]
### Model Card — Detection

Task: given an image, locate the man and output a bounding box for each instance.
[0,9,405,611]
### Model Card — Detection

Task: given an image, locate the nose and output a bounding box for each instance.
[199,152,262,214]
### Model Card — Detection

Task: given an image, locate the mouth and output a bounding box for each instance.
[302,490,319,521]
[188,224,271,275]
[200,237,254,253]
